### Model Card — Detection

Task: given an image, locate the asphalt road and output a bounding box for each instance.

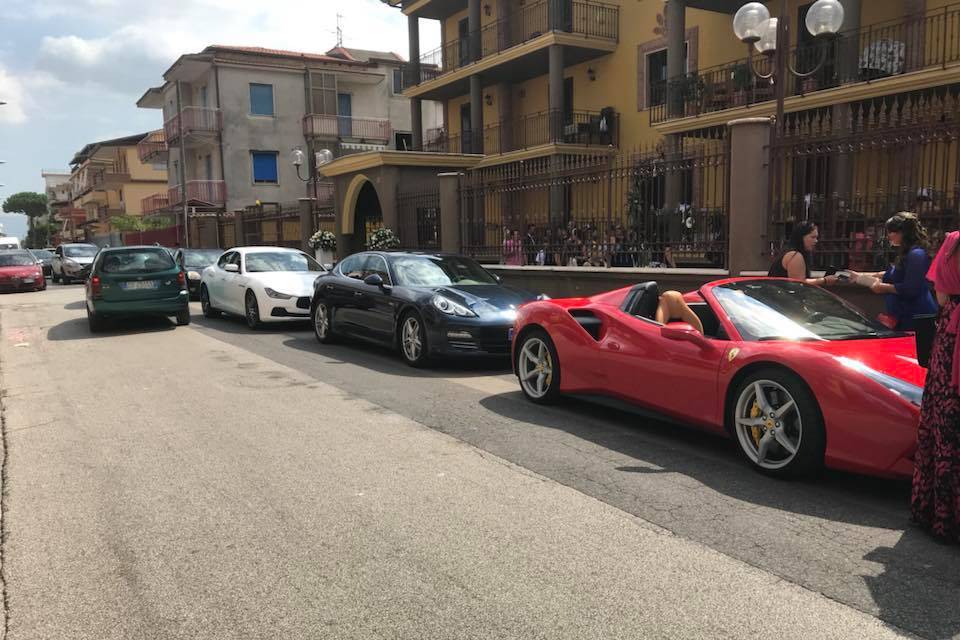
[0,285,956,639]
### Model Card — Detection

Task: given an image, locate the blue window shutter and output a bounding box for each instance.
[249,84,274,116]
[252,152,278,183]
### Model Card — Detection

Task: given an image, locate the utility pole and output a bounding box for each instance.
[175,81,190,248]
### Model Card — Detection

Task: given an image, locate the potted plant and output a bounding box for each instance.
[309,229,337,266]
[731,62,753,106]
[367,227,400,251]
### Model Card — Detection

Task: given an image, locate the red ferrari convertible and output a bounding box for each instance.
[511,278,926,479]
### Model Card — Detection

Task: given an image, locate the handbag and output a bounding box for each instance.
[913,314,937,368]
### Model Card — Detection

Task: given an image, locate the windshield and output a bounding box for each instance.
[64,245,99,258]
[100,249,176,274]
[30,249,53,260]
[392,256,498,287]
[0,252,38,267]
[712,280,897,342]
[244,251,324,273]
[183,249,222,268]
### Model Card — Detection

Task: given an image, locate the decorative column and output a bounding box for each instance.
[408,15,423,150]
[470,75,483,154]
[830,0,861,212]
[727,117,773,275]
[438,172,462,253]
[665,0,686,119]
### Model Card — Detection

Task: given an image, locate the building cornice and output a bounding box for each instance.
[319,151,482,177]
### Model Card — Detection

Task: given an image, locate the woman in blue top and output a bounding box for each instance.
[850,212,938,331]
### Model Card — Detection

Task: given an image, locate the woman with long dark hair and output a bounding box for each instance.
[768,221,838,287]
[849,212,937,331]
[912,230,960,543]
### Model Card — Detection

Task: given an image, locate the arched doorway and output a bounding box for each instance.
[354,181,383,247]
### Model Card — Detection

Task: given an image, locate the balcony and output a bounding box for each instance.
[302,114,392,144]
[90,167,131,190]
[403,0,619,100]
[168,180,227,208]
[424,109,618,156]
[650,4,960,127]
[164,107,223,144]
[141,193,170,215]
[138,130,168,164]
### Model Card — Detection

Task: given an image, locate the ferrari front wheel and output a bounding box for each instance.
[516,330,561,404]
[731,369,825,478]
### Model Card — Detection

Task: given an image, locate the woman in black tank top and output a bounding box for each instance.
[768,221,836,287]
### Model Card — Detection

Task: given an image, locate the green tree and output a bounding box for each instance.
[2,192,49,248]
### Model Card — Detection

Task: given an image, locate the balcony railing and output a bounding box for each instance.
[302,114,392,143]
[403,0,619,87]
[137,130,168,163]
[168,180,227,207]
[141,193,170,215]
[164,107,223,142]
[90,167,131,190]
[650,3,960,124]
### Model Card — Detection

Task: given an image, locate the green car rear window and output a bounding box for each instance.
[101,249,176,274]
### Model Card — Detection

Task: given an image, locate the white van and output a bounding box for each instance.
[0,237,21,250]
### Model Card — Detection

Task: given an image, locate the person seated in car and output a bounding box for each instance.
[655,290,704,334]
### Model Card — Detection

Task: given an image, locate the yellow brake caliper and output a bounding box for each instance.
[749,400,763,446]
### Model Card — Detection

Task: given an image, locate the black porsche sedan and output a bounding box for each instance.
[310,251,539,366]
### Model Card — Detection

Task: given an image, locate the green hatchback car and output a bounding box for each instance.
[85,246,190,332]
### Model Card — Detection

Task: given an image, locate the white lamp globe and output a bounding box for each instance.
[805,0,844,37]
[315,148,334,167]
[754,18,778,54]
[733,2,771,43]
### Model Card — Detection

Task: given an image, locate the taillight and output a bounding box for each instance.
[177,270,186,289]
[90,275,102,298]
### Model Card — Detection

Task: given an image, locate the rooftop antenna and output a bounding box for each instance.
[336,13,344,47]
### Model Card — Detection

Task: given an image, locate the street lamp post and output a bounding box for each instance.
[733,0,845,135]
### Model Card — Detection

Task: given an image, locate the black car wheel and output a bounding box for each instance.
[399,311,430,368]
[245,291,262,330]
[52,271,60,284]
[87,307,105,333]
[175,308,191,326]
[515,329,561,404]
[200,285,220,319]
[313,301,336,344]
[729,368,825,479]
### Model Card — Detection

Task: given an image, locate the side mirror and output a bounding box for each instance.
[363,273,387,288]
[661,323,712,348]
[224,263,240,273]
[493,273,502,283]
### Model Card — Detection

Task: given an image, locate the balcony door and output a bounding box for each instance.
[461,103,473,154]
[338,93,352,139]
[458,19,470,66]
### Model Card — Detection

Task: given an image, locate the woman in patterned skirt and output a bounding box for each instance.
[912,230,960,542]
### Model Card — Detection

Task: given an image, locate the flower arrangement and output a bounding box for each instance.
[309,230,337,251]
[367,227,400,251]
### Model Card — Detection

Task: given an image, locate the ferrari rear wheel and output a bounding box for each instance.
[516,330,561,404]
[731,368,824,478]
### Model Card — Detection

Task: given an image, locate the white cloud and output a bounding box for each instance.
[0,66,28,124]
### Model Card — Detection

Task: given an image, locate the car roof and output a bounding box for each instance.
[97,245,173,252]
[358,251,459,260]
[230,246,305,253]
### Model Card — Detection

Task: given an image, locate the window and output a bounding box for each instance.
[337,255,365,280]
[646,44,688,108]
[251,152,279,184]
[392,68,403,94]
[199,86,208,108]
[249,83,274,116]
[364,255,391,283]
[395,132,413,151]
[310,72,338,114]
[217,251,235,269]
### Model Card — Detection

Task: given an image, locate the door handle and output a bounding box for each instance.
[237,284,245,288]
[353,291,364,297]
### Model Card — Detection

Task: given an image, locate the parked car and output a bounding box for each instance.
[311,251,539,367]
[0,236,21,250]
[0,250,47,292]
[199,246,325,329]
[173,248,223,299]
[511,278,926,479]
[28,248,54,277]
[52,243,99,284]
[85,246,190,332]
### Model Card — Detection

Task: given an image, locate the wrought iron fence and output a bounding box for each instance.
[459,134,729,267]
[397,187,441,251]
[768,86,960,270]
[651,3,960,124]
[237,203,303,249]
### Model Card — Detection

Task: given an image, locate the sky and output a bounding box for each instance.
[0,0,440,239]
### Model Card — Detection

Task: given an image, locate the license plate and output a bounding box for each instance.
[22,278,34,284]
[121,281,159,290]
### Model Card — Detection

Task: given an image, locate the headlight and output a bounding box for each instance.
[835,356,923,406]
[187,271,201,280]
[432,295,476,317]
[264,287,294,300]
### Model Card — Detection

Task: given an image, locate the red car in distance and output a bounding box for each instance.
[512,278,925,479]
[0,250,47,293]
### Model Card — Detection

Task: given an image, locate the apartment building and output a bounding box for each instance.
[67,135,169,245]
[318,0,960,266]
[136,45,441,247]
[41,171,72,244]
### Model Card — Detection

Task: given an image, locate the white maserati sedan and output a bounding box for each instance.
[199,246,325,329]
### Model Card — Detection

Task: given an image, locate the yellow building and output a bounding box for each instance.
[68,134,169,244]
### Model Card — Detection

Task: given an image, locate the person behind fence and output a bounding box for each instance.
[910,229,960,543]
[846,212,938,331]
[502,229,524,266]
[524,224,538,265]
[767,221,838,287]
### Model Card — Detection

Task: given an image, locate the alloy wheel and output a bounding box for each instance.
[314,303,329,340]
[517,337,554,400]
[245,294,260,329]
[734,380,802,470]
[401,316,422,362]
